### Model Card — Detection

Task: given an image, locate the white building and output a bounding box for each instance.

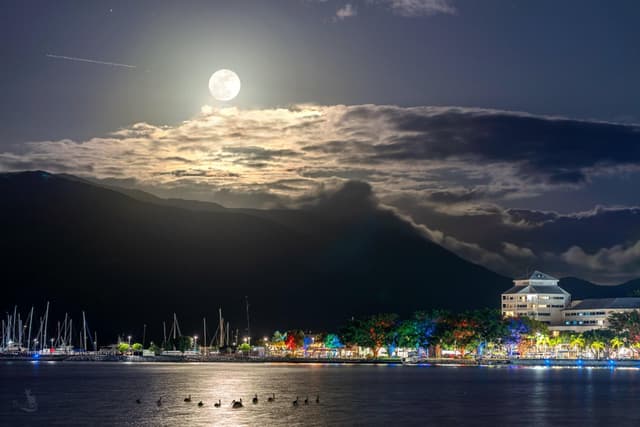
[501,271,571,325]
[501,271,640,332]
[556,298,640,332]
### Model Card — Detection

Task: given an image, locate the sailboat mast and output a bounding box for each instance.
[43,301,50,351]
[203,317,207,353]
[27,307,33,353]
[162,321,167,348]
[18,314,23,349]
[218,308,224,348]
[62,313,68,347]
[12,306,17,347]
[245,296,251,346]
[82,311,87,352]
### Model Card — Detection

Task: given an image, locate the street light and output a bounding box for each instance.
[194,335,199,351]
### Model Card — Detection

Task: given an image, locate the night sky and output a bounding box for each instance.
[2,0,640,284]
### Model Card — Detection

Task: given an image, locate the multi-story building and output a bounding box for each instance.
[501,271,571,325]
[501,271,640,332]
[558,298,640,331]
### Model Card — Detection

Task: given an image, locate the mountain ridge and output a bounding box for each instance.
[1,171,637,341]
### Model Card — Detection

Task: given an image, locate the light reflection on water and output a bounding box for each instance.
[1,362,640,426]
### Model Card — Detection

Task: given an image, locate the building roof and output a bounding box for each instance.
[515,270,558,281]
[503,285,568,295]
[567,298,640,311]
[529,271,558,281]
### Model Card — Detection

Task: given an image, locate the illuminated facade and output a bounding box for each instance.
[501,271,640,331]
[556,298,640,331]
[501,271,571,325]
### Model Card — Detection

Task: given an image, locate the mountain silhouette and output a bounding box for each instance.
[0,171,525,341]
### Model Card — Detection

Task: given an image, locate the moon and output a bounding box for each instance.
[208,69,241,101]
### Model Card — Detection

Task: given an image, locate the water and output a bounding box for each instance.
[1,362,640,426]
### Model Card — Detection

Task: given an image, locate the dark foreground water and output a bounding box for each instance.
[1,362,640,426]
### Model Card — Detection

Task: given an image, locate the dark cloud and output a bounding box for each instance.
[387,191,640,283]
[223,146,302,161]
[353,107,640,185]
[3,104,640,283]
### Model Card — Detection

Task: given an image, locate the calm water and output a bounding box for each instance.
[1,362,640,426]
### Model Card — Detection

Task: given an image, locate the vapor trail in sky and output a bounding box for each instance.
[45,54,137,69]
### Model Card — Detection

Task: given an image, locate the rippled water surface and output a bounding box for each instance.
[2,362,640,426]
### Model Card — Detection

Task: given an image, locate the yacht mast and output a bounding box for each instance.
[27,307,33,352]
[42,302,50,351]
[82,311,88,352]
[218,308,224,348]
[203,317,207,353]
[245,296,251,346]
[162,321,167,349]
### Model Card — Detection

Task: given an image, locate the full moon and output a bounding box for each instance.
[208,69,241,101]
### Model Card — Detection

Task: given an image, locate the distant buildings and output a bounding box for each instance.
[558,298,640,331]
[501,271,640,332]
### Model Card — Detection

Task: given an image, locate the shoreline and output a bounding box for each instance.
[3,355,640,368]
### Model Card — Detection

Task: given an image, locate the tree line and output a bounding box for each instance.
[270,309,640,360]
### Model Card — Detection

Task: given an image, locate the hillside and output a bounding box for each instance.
[2,171,514,340]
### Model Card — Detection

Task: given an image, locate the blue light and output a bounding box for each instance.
[32,353,40,359]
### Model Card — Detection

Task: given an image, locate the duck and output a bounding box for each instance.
[135,399,141,404]
[184,395,192,403]
[267,393,275,402]
[252,394,258,404]
[316,395,320,404]
[198,401,204,407]
[232,399,244,409]
[292,396,299,407]
[156,397,162,407]
[304,396,309,405]
[214,400,221,408]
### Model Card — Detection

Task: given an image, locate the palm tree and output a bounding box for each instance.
[610,337,624,359]
[590,341,605,360]
[548,336,563,358]
[569,335,585,359]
